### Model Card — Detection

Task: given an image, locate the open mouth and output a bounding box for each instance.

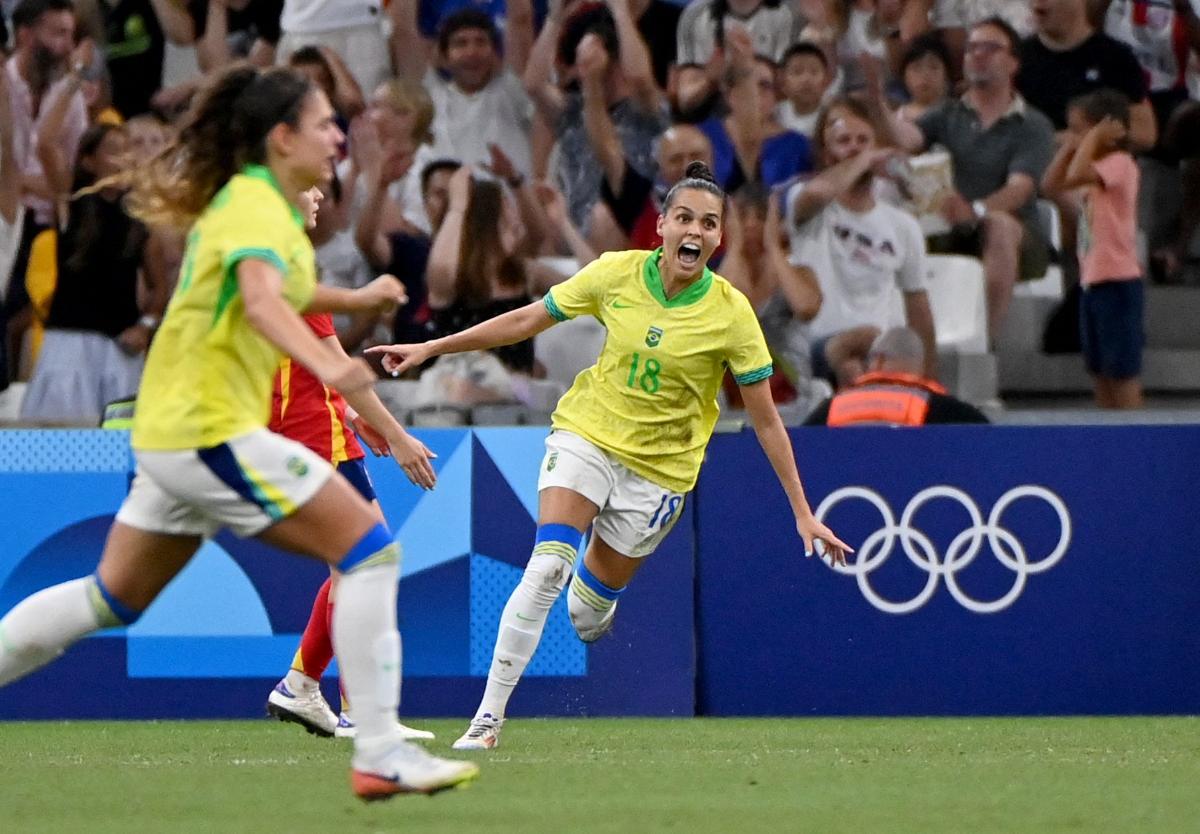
[678,242,702,267]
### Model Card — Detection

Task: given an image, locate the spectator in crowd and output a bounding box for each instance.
[1042,89,1145,409]
[589,117,714,252]
[276,0,391,95]
[894,32,951,123]
[1101,0,1200,269]
[720,183,826,406]
[804,326,989,424]
[20,122,170,422]
[0,62,23,352]
[186,0,284,72]
[421,164,542,403]
[287,44,365,124]
[1157,99,1200,281]
[800,0,904,94]
[675,0,808,115]
[696,29,812,191]
[356,147,461,347]
[898,0,1034,72]
[888,17,1056,338]
[526,1,664,233]
[1101,0,1200,141]
[787,97,936,388]
[74,0,192,119]
[776,41,834,138]
[1017,0,1156,149]
[4,0,88,385]
[124,112,169,163]
[392,5,535,176]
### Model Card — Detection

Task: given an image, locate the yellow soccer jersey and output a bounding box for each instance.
[544,248,772,492]
[132,165,317,450]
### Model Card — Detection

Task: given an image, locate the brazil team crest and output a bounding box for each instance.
[547,451,558,471]
[646,326,663,348]
[286,456,309,478]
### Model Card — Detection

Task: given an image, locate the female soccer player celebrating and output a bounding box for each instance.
[0,65,477,799]
[369,162,851,751]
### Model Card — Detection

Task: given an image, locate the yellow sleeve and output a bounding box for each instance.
[543,251,627,321]
[725,290,773,385]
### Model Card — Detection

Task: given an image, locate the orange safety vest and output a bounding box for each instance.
[826,372,948,427]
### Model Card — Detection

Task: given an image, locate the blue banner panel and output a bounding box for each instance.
[0,429,694,719]
[694,425,1200,716]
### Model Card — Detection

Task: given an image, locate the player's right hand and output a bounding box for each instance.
[325,357,376,394]
[357,275,407,315]
[365,343,435,376]
[388,430,438,490]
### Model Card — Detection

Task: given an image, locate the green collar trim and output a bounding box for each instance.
[241,164,304,228]
[643,248,713,308]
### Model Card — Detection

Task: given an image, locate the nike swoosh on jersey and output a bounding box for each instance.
[612,301,634,308]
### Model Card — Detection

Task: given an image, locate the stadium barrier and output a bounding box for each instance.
[0,426,1196,718]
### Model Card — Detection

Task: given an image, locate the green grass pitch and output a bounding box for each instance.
[0,717,1196,833]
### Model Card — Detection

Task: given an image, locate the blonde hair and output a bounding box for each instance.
[372,78,435,146]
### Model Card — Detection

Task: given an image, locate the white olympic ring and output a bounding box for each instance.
[814,485,1071,614]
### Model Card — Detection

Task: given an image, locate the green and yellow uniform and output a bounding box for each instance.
[132,165,316,450]
[544,248,772,493]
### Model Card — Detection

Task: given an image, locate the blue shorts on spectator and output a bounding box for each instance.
[1079,279,1144,380]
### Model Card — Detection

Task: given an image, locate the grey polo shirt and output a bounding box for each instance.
[916,94,1055,229]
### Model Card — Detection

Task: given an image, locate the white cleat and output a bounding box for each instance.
[351,740,479,801]
[335,712,437,741]
[451,713,504,750]
[577,601,618,643]
[266,680,338,737]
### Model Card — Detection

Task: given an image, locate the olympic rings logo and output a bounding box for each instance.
[814,485,1071,615]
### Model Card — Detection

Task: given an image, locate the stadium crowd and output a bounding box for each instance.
[2,0,1199,424]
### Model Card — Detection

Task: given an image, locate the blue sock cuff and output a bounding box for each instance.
[575,559,624,601]
[535,523,584,552]
[337,523,398,573]
[91,574,141,625]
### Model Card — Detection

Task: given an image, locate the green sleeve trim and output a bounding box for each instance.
[224,247,286,276]
[213,247,287,328]
[543,292,570,322]
[734,364,774,385]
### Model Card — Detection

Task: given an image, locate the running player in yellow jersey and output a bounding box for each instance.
[369,162,852,751]
[0,64,477,799]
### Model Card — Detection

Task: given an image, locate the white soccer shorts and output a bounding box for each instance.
[537,430,686,558]
[116,429,333,538]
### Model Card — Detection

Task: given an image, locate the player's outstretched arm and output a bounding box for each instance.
[319,335,438,490]
[739,379,852,565]
[366,299,558,375]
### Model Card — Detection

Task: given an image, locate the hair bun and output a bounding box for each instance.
[684,161,716,184]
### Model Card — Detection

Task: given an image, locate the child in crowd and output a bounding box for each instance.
[1042,89,1144,409]
[776,42,834,139]
[895,33,951,124]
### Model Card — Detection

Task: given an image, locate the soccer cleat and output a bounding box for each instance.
[576,601,618,643]
[266,680,338,737]
[351,740,480,800]
[451,713,504,750]
[335,712,437,741]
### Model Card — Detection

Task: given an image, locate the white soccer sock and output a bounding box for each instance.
[332,560,402,750]
[476,550,574,720]
[284,668,319,693]
[0,577,112,687]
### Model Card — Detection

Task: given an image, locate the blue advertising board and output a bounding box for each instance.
[0,429,695,719]
[694,425,1200,715]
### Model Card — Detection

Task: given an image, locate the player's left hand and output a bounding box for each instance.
[388,430,438,490]
[796,512,852,566]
